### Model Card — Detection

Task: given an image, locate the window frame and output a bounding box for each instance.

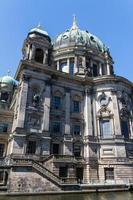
[104,168,114,180]
[99,118,112,139]
[121,119,130,139]
[34,48,44,64]
[52,96,61,110]
[26,141,36,154]
[73,124,81,136]
[0,123,8,133]
[73,100,80,113]
[0,143,5,157]
[52,121,61,134]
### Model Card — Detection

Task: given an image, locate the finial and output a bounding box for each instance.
[7,70,11,76]
[71,14,78,30]
[37,22,42,29]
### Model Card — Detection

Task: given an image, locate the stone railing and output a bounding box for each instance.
[11,155,62,186]
[10,153,52,162]
[99,157,130,163]
[53,155,85,164]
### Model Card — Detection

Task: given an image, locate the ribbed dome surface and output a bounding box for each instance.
[54,17,109,54]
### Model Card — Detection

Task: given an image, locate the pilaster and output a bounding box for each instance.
[65,91,70,134]
[16,76,29,128]
[42,83,51,132]
[29,45,35,60]
[84,88,93,136]
[74,56,78,74]
[112,91,121,136]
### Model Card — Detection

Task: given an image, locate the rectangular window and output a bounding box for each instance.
[26,141,36,154]
[93,64,98,77]
[102,64,107,75]
[52,143,59,155]
[0,123,8,133]
[69,60,74,75]
[52,122,61,133]
[59,167,68,178]
[100,119,112,138]
[76,167,83,182]
[73,100,80,113]
[73,144,81,157]
[73,125,81,135]
[53,96,61,110]
[121,120,129,139]
[0,144,5,157]
[0,171,4,183]
[104,168,114,180]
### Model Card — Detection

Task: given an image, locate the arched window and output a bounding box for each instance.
[0,92,9,102]
[102,64,107,75]
[35,48,44,63]
[121,120,129,139]
[93,64,98,77]
[60,59,68,73]
[120,108,130,139]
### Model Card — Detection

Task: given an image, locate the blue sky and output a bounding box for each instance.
[0,0,133,81]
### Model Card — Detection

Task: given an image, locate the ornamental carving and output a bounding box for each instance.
[120,108,130,121]
[117,91,131,110]
[28,114,41,128]
[98,92,110,107]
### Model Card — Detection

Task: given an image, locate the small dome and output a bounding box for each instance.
[29,24,49,37]
[54,17,109,54]
[1,75,17,86]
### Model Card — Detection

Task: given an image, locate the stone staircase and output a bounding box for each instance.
[11,154,81,190]
[11,155,62,187]
[32,160,62,186]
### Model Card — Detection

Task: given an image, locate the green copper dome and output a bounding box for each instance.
[28,24,51,42]
[1,75,17,86]
[29,24,49,36]
[54,17,109,54]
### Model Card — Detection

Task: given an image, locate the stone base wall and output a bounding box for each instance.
[99,164,133,183]
[8,170,60,193]
[115,165,133,182]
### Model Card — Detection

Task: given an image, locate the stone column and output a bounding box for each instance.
[57,60,60,70]
[16,76,29,128]
[105,59,110,75]
[43,49,48,64]
[74,56,78,74]
[129,120,133,139]
[83,88,93,183]
[84,88,93,137]
[82,57,86,69]
[42,83,51,132]
[65,91,70,134]
[29,45,35,60]
[24,44,30,60]
[112,91,121,136]
[99,63,102,75]
[67,58,70,73]
[92,93,97,137]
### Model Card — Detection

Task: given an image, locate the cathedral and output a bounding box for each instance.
[0,18,133,193]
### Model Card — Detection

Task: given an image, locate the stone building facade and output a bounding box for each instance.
[0,18,133,193]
